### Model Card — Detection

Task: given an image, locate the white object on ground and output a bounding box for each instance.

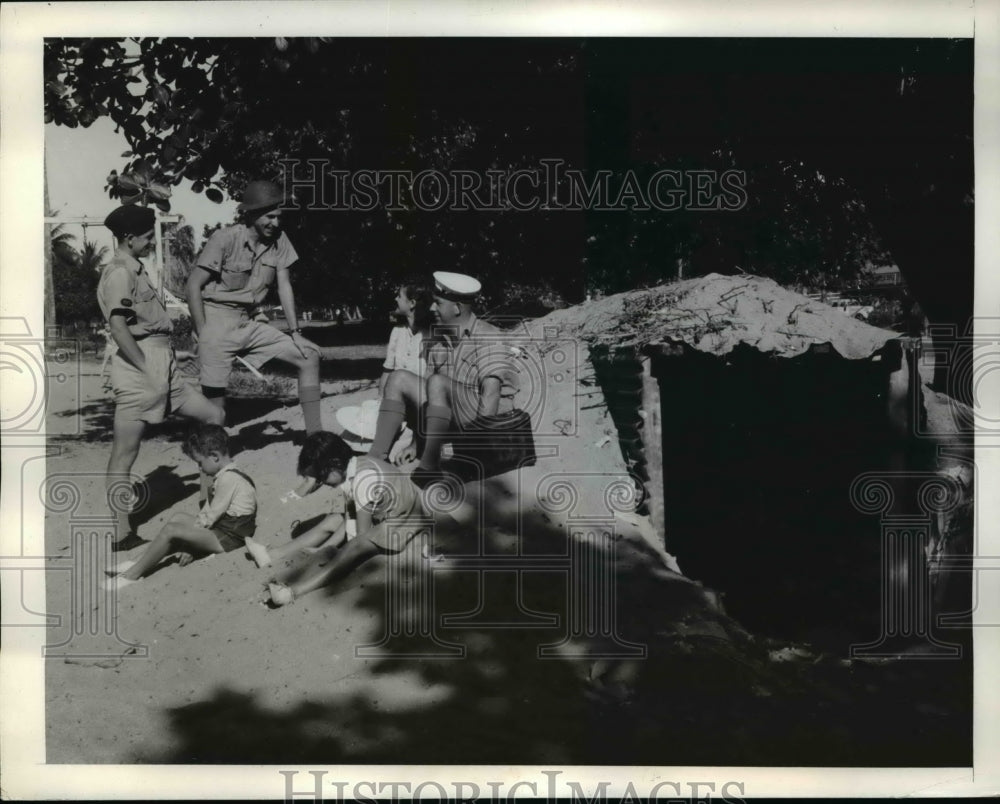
[102,575,141,591]
[245,538,272,568]
[268,582,295,607]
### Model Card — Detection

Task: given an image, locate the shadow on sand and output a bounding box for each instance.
[137,502,972,767]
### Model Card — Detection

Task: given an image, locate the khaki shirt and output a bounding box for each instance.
[96,254,172,337]
[435,314,522,410]
[196,224,299,309]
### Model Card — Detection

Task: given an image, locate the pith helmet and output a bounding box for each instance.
[238,180,290,213]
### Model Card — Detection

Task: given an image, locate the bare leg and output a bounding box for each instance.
[178,391,226,427]
[275,535,381,603]
[106,418,146,541]
[197,393,227,426]
[119,512,224,581]
[271,519,347,563]
[247,515,346,568]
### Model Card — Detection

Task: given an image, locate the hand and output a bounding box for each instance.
[392,443,418,466]
[174,350,196,367]
[388,426,417,466]
[290,331,318,360]
[176,552,194,567]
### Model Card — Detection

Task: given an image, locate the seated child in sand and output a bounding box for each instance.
[261,430,467,607]
[246,398,421,569]
[104,424,257,590]
[244,429,354,569]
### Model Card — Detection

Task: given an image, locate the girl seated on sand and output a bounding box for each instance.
[104,424,257,590]
[245,402,374,569]
[256,430,467,607]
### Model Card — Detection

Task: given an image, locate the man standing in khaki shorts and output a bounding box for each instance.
[98,205,224,546]
[186,180,323,435]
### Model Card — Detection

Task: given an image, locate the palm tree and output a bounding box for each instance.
[80,239,110,274]
[50,223,78,265]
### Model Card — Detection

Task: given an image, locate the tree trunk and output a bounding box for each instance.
[44,156,56,329]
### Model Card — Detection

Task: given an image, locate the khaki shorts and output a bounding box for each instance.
[198,306,318,389]
[110,336,200,424]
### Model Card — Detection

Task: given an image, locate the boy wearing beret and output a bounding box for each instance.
[369,271,521,485]
[186,180,324,435]
[98,204,224,546]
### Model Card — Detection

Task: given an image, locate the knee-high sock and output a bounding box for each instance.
[370,398,406,460]
[418,404,453,472]
[299,385,323,434]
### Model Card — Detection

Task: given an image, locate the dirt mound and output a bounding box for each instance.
[536,273,898,359]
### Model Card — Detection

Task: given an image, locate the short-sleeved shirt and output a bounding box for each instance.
[350,456,423,523]
[96,254,173,337]
[195,463,258,530]
[383,325,427,377]
[436,314,521,410]
[196,224,299,309]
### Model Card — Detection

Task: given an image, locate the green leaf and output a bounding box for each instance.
[117,174,141,193]
[124,116,144,140]
[132,159,154,182]
[205,187,224,203]
[148,182,171,200]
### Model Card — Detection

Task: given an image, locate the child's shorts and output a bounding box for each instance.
[110,336,200,424]
[212,513,257,552]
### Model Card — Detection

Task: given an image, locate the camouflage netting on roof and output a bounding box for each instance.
[532,273,899,360]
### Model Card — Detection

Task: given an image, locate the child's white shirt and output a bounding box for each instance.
[195,463,257,529]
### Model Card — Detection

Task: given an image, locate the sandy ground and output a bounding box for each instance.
[42,334,972,767]
[45,346,703,765]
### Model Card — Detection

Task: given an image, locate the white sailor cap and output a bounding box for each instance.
[433,271,482,302]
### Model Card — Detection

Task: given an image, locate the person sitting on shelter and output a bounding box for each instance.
[186,180,324,436]
[98,204,225,547]
[367,271,522,486]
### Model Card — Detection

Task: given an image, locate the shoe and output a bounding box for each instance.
[245,538,273,569]
[267,582,295,607]
[103,574,141,592]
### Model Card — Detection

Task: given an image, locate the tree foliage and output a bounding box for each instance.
[45,38,971,326]
[50,228,104,325]
[163,222,196,295]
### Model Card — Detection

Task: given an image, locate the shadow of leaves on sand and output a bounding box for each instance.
[138,508,972,766]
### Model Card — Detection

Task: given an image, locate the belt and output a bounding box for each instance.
[134,333,171,342]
